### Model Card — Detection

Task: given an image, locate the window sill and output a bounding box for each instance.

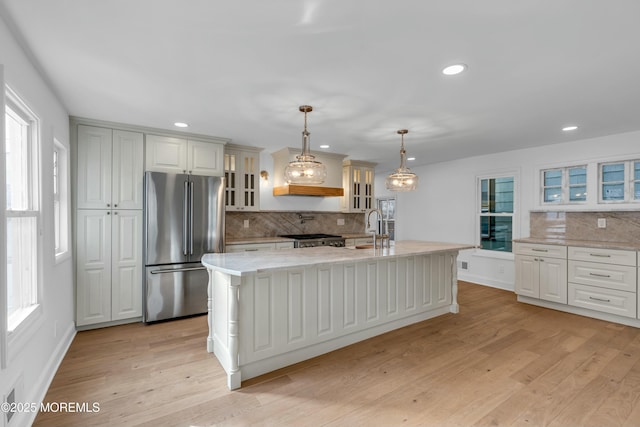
[7,304,43,358]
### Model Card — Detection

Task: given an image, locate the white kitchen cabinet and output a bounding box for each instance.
[224,144,262,211]
[145,134,224,176]
[226,240,294,252]
[76,209,143,326]
[341,160,376,213]
[567,246,637,319]
[514,243,567,304]
[77,125,144,210]
[344,237,374,247]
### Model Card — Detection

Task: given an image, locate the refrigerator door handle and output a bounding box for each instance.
[149,266,207,274]
[183,180,189,256]
[189,180,194,255]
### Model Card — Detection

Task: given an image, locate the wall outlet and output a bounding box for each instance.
[461,261,468,270]
[597,218,606,228]
[243,220,249,228]
[337,218,345,226]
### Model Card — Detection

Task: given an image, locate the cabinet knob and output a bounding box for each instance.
[114,204,118,207]
[107,211,110,215]
[114,212,118,215]
[107,203,110,207]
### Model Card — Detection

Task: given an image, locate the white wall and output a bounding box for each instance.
[0,13,75,427]
[377,131,640,290]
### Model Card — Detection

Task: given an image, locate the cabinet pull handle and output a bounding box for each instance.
[589,272,611,278]
[532,248,548,252]
[589,253,611,258]
[244,248,259,251]
[589,296,611,303]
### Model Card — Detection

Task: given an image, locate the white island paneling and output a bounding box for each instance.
[202,241,471,389]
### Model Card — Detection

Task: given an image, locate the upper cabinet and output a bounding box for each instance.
[224,144,262,211]
[145,134,225,176]
[342,160,376,213]
[77,125,144,210]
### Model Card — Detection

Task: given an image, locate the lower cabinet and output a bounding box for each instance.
[226,241,294,253]
[567,246,637,319]
[514,244,567,304]
[76,209,143,327]
[515,242,639,325]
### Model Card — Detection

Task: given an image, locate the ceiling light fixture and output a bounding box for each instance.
[174,122,189,128]
[386,129,419,192]
[284,105,326,185]
[442,64,467,75]
[562,125,578,131]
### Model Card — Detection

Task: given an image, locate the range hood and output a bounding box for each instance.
[271,148,346,197]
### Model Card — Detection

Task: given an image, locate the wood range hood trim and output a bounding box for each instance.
[273,185,344,197]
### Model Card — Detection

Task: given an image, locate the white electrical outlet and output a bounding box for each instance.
[337,218,345,226]
[597,218,606,228]
[243,220,249,228]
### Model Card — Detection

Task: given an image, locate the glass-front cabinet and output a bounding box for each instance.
[224,144,262,211]
[342,160,376,213]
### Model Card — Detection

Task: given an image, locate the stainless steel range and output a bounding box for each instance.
[280,234,346,248]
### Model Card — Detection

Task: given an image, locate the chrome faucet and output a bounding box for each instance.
[366,209,383,250]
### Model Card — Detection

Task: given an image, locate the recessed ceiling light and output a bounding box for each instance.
[174,122,189,128]
[562,125,578,131]
[442,64,467,75]
[407,157,416,161]
[319,144,330,149]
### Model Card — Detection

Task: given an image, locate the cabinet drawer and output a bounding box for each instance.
[514,243,566,258]
[225,243,275,253]
[568,260,637,292]
[275,241,295,250]
[568,246,636,266]
[568,283,637,318]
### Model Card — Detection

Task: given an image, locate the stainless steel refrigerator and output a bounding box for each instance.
[143,171,225,322]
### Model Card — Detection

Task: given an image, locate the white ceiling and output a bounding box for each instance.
[2,0,640,172]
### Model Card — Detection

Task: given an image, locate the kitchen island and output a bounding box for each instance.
[201,240,473,389]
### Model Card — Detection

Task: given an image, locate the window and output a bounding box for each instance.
[479,176,514,252]
[376,197,396,241]
[53,138,70,261]
[599,160,640,203]
[541,166,587,204]
[5,87,40,332]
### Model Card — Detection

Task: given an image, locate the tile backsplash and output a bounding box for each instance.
[530,211,640,243]
[226,211,366,239]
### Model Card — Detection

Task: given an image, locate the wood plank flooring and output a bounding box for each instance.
[34,282,640,426]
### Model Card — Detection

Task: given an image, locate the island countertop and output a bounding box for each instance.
[201,240,474,276]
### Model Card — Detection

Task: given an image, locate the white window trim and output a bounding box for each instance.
[4,84,43,340]
[53,137,71,263]
[598,160,640,204]
[475,169,519,258]
[540,165,587,205]
[1,65,6,369]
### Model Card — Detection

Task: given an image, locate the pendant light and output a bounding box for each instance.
[385,129,419,192]
[284,105,327,185]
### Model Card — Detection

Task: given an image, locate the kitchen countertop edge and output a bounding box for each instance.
[203,240,473,276]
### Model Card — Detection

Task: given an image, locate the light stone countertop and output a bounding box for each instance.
[513,237,640,251]
[202,240,474,276]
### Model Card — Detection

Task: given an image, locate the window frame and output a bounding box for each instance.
[4,85,42,336]
[540,165,587,205]
[598,160,640,204]
[53,137,71,262]
[477,172,516,254]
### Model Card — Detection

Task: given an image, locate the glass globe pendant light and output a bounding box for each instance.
[385,129,419,192]
[284,105,327,185]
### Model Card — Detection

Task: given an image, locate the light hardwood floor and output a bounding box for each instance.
[34,282,640,426]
